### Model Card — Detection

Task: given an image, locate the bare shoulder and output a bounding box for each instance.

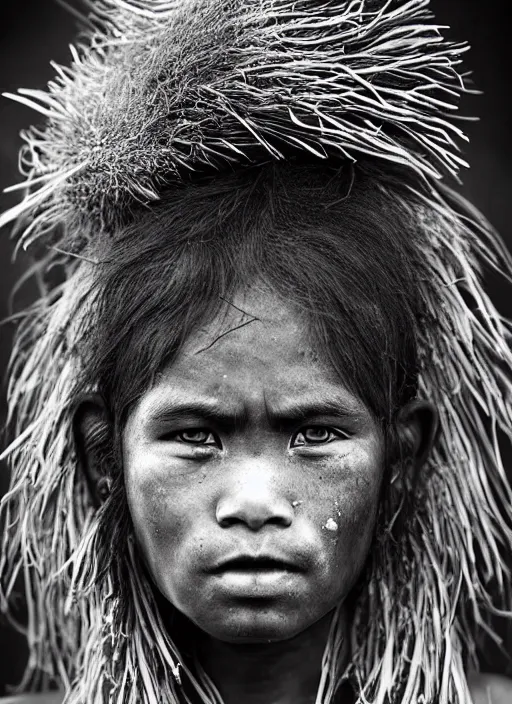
[468,673,512,703]
[0,694,63,704]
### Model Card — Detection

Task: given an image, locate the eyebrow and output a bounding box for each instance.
[145,396,365,431]
[145,401,249,431]
[268,398,365,429]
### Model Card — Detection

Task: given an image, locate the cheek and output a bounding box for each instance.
[304,449,383,582]
[334,457,381,531]
[124,464,218,611]
[123,446,196,575]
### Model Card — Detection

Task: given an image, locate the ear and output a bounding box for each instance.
[73,393,114,507]
[394,399,439,471]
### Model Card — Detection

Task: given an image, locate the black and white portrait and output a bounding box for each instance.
[0,2,511,703]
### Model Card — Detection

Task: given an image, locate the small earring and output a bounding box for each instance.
[96,476,112,501]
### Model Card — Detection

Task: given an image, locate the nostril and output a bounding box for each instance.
[218,515,240,529]
[268,515,290,526]
[218,514,291,530]
[215,496,294,530]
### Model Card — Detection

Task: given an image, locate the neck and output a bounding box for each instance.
[194,609,349,704]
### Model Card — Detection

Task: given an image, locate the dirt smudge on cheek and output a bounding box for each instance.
[323,517,338,532]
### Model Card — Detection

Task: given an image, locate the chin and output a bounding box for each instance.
[191,603,309,644]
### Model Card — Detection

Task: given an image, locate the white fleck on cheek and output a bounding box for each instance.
[323,517,338,532]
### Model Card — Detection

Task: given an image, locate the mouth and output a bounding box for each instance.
[209,555,305,574]
[206,554,308,597]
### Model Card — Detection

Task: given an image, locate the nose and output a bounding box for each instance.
[216,463,294,531]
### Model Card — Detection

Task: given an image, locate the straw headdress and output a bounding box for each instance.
[1,1,512,703]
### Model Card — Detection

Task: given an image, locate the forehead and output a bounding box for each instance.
[133,287,369,420]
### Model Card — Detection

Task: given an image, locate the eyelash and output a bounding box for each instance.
[167,426,349,448]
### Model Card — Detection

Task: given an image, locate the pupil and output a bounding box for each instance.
[184,431,205,442]
[306,428,328,441]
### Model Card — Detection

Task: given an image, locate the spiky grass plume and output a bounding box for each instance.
[1,0,473,248]
[1,1,512,703]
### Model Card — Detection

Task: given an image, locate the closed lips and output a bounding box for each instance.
[210,556,304,573]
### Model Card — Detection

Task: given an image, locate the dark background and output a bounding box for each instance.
[0,0,511,694]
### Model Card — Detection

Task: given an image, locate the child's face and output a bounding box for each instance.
[122,288,385,643]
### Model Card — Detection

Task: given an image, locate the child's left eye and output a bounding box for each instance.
[290,427,347,447]
[174,429,218,446]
